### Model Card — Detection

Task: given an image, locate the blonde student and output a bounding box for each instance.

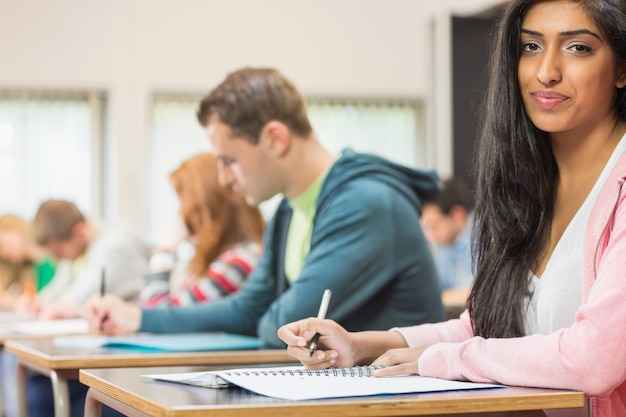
[278,1,626,416]
[0,214,55,310]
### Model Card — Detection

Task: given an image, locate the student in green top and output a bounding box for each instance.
[0,214,55,310]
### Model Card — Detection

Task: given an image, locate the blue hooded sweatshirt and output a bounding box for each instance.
[141,149,446,347]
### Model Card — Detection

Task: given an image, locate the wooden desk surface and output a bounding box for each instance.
[80,366,586,417]
[4,337,295,370]
[5,336,296,417]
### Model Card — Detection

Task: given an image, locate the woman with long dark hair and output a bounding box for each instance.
[278,1,626,415]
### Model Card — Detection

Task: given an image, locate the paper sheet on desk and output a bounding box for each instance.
[143,370,232,388]
[0,312,37,323]
[144,365,503,400]
[0,318,89,335]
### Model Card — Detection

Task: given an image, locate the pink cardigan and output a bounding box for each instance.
[394,152,626,417]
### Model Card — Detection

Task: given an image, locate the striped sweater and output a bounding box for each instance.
[141,242,261,308]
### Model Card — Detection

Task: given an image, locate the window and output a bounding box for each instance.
[306,98,425,168]
[0,92,104,219]
[147,95,426,244]
[147,95,208,245]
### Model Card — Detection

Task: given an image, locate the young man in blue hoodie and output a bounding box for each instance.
[85,67,445,348]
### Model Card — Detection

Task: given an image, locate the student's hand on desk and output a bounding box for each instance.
[40,300,82,320]
[369,346,428,377]
[277,318,358,369]
[83,293,141,335]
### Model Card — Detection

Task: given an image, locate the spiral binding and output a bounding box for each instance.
[224,365,388,378]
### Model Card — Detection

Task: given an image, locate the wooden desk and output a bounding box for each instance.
[5,337,295,417]
[80,365,586,417]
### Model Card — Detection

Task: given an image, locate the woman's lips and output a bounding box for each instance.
[531,91,569,111]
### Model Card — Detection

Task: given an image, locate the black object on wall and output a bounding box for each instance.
[451,13,500,191]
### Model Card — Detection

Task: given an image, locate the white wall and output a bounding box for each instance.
[0,0,502,231]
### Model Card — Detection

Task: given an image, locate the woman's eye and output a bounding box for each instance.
[522,42,540,52]
[569,44,592,54]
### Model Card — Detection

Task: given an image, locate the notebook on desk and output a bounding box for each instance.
[53,332,265,352]
[143,365,503,400]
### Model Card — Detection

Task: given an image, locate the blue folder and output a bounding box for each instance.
[53,332,265,352]
[92,332,265,352]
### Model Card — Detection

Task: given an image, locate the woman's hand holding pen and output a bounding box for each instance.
[82,293,141,335]
[277,318,359,369]
[278,318,415,372]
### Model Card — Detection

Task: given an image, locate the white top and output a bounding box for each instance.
[525,135,626,335]
[39,222,151,305]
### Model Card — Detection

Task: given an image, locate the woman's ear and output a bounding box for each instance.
[71,222,87,239]
[449,204,469,222]
[616,65,626,89]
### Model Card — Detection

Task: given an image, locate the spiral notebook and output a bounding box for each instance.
[143,365,502,400]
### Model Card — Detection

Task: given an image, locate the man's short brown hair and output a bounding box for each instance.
[196,67,313,144]
[33,200,85,245]
[426,177,474,215]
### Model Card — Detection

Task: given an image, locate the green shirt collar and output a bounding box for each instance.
[288,168,330,219]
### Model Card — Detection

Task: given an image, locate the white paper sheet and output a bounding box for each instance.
[0,318,89,335]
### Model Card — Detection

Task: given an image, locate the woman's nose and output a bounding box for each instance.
[536,49,562,86]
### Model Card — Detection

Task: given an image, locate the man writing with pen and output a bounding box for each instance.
[25,199,150,319]
[84,67,445,349]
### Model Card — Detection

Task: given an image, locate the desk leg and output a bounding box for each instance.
[0,350,6,417]
[15,362,27,417]
[85,388,152,417]
[15,364,71,417]
[84,388,101,417]
[49,370,70,417]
